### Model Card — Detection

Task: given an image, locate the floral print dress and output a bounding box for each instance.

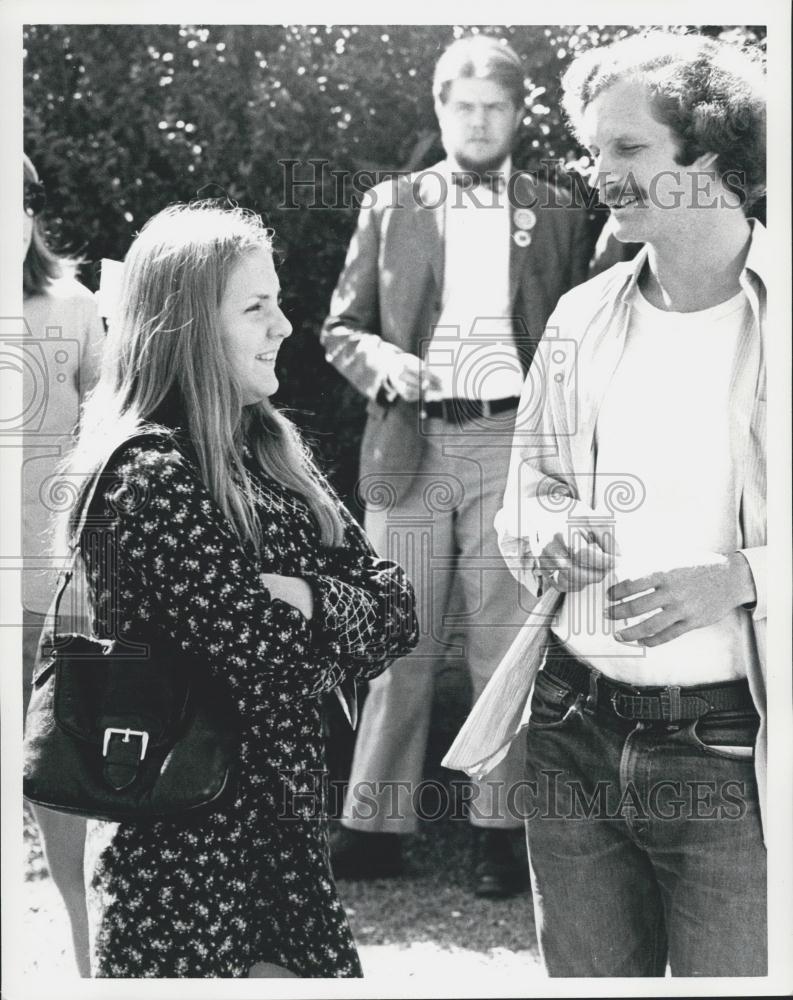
[80,435,418,978]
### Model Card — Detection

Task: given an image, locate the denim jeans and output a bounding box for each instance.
[524,649,767,977]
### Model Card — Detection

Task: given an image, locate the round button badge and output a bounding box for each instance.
[513,208,537,231]
[513,230,532,248]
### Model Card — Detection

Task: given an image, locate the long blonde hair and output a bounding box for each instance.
[62,202,344,552]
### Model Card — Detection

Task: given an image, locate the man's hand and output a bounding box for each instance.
[260,573,314,620]
[604,551,756,647]
[538,524,617,593]
[384,351,442,402]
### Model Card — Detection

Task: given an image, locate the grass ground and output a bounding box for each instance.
[336,818,535,953]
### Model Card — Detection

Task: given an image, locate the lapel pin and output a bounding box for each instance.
[513,208,537,231]
[513,230,532,248]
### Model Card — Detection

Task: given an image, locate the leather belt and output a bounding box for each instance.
[544,641,755,723]
[421,396,519,423]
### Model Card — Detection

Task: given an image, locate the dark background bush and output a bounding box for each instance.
[24,23,766,507]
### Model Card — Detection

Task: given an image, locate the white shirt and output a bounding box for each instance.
[22,276,104,614]
[481,225,766,832]
[423,159,524,401]
[553,285,753,685]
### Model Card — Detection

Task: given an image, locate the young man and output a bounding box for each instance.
[321,35,590,896]
[495,32,767,974]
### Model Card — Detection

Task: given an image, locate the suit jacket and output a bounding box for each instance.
[321,161,592,484]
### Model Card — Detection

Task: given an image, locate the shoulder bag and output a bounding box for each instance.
[23,432,240,821]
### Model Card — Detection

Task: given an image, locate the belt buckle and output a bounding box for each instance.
[610,685,684,722]
[610,690,634,719]
[610,686,645,720]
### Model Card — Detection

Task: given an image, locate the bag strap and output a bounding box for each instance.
[46,429,172,646]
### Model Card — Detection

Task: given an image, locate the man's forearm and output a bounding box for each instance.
[320,324,402,400]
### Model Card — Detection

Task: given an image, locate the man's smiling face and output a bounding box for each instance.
[582,79,715,246]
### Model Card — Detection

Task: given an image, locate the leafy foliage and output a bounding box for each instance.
[24,24,766,503]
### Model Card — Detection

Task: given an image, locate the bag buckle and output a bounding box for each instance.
[103,727,149,761]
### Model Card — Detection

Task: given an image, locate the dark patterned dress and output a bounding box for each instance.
[80,435,418,978]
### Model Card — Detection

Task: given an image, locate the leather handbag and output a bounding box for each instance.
[23,432,240,822]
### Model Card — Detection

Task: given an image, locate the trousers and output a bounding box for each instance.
[524,644,767,977]
[343,413,530,833]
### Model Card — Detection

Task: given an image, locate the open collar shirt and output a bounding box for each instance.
[445,219,769,835]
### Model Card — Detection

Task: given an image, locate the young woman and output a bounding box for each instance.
[60,202,418,977]
[23,152,104,978]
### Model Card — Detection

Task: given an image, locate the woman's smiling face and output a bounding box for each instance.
[218,247,292,406]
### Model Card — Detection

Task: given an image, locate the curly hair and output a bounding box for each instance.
[561,31,766,208]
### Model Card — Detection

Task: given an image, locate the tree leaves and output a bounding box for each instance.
[23,23,765,503]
